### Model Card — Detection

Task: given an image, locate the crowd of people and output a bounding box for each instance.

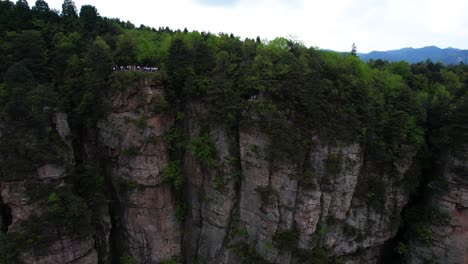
[113,65,159,72]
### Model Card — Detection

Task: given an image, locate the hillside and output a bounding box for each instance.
[359,46,468,65]
[0,1,467,264]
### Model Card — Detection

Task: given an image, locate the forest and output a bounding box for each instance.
[0,0,467,263]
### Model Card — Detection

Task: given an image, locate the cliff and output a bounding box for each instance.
[1,72,466,263]
[408,149,468,264]
[1,2,467,262]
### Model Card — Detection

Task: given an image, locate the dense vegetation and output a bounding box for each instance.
[0,0,466,263]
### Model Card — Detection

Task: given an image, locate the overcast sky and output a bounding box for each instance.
[44,0,468,53]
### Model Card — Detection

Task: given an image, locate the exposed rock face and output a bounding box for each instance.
[232,122,415,263]
[409,150,468,264]
[98,79,181,263]
[18,236,98,264]
[0,114,98,264]
[238,126,294,262]
[182,102,238,264]
[0,181,34,231]
[2,77,455,264]
[52,112,73,149]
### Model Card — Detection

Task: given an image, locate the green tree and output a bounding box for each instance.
[79,5,100,39]
[351,43,357,56]
[167,37,193,103]
[11,30,47,80]
[114,34,136,66]
[33,0,49,13]
[61,0,77,17]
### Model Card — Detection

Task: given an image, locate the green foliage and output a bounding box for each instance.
[120,254,136,264]
[175,202,187,224]
[311,224,327,245]
[164,127,184,154]
[162,160,183,192]
[72,162,106,207]
[122,146,140,156]
[343,223,360,237]
[356,176,387,209]
[47,192,59,203]
[24,181,55,200]
[62,0,77,17]
[0,4,467,262]
[151,94,170,113]
[415,223,432,245]
[296,247,329,264]
[187,133,218,168]
[117,177,139,192]
[0,186,93,262]
[158,259,177,264]
[395,242,408,256]
[255,185,279,206]
[44,187,93,234]
[231,243,271,264]
[326,152,343,176]
[134,115,147,129]
[272,229,298,250]
[299,165,316,188]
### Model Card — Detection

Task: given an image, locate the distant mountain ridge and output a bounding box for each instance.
[358,46,468,65]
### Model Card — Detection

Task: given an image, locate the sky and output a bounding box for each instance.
[44,0,468,53]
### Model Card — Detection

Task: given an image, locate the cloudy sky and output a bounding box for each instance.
[45,0,467,52]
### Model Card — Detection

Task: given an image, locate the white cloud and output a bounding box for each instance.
[43,0,468,52]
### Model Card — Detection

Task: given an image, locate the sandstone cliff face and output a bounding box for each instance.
[409,150,468,264]
[231,124,415,263]
[93,79,420,263]
[182,102,238,264]
[174,98,417,263]
[98,78,181,263]
[3,77,461,264]
[0,113,98,264]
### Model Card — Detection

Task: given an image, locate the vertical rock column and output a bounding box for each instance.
[409,150,468,264]
[98,79,181,263]
[0,113,98,264]
[182,102,238,264]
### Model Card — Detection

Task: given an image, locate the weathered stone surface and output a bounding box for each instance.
[98,82,181,262]
[52,112,73,149]
[238,127,281,262]
[313,142,362,221]
[2,78,447,264]
[232,123,417,263]
[118,186,180,263]
[323,145,415,256]
[294,186,322,248]
[409,151,468,264]
[18,236,98,264]
[95,205,112,264]
[182,103,237,264]
[0,181,33,230]
[37,164,66,180]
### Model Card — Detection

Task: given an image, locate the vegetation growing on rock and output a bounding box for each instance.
[0,0,466,263]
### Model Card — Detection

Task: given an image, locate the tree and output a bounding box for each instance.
[11,30,47,80]
[193,38,215,75]
[84,36,112,81]
[79,5,100,39]
[14,0,32,29]
[33,0,49,13]
[114,35,136,66]
[351,43,357,56]
[167,38,193,103]
[2,62,35,123]
[61,0,77,17]
[15,0,29,9]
